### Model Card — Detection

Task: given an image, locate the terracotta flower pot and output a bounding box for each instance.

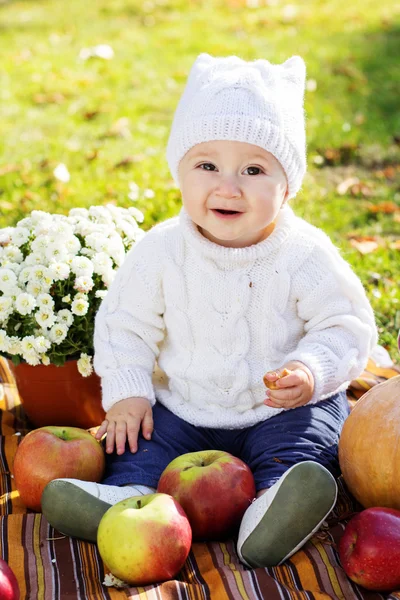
[8,360,105,429]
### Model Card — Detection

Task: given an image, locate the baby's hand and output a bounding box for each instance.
[95,397,153,455]
[263,361,314,409]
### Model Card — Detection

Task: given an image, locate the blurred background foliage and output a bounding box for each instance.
[0,0,399,358]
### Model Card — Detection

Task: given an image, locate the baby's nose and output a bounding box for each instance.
[215,176,242,198]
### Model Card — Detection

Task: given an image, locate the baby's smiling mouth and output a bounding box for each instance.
[212,209,242,215]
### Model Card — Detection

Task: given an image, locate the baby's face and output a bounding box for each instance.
[177,140,288,248]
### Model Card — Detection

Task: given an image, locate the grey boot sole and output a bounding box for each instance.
[41,480,112,543]
[240,461,337,568]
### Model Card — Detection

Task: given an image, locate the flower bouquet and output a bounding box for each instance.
[0,204,145,376]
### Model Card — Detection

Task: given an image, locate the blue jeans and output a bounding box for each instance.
[102,392,350,492]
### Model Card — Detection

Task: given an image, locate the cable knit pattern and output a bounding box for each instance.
[94,205,377,427]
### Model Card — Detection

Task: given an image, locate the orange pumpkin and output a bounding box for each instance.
[338,375,400,509]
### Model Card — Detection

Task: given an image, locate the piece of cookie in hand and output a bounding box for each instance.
[263,368,292,390]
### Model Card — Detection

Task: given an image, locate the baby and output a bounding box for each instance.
[42,53,377,568]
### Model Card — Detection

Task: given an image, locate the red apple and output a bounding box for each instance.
[13,426,105,511]
[157,450,256,541]
[339,507,400,591]
[97,493,192,585]
[0,559,20,600]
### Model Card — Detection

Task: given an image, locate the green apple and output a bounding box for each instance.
[13,426,105,511]
[157,450,256,541]
[97,493,192,586]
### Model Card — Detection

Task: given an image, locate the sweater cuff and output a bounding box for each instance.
[101,366,156,412]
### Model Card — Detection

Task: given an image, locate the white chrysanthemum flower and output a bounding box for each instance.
[48,262,70,281]
[21,335,36,354]
[35,309,56,328]
[1,262,22,276]
[95,289,108,300]
[57,309,73,326]
[30,210,50,225]
[115,219,137,240]
[2,245,24,264]
[71,256,94,277]
[85,232,111,254]
[49,323,68,344]
[15,293,36,315]
[127,206,144,223]
[41,355,50,365]
[53,222,74,239]
[29,265,49,283]
[25,253,46,266]
[0,227,13,245]
[10,227,30,247]
[108,237,125,267]
[88,206,114,224]
[71,297,89,316]
[18,266,32,284]
[34,335,51,353]
[102,269,115,287]
[37,293,55,310]
[77,352,93,377]
[103,573,128,588]
[92,252,113,275]
[7,336,21,355]
[79,247,95,258]
[0,268,18,293]
[69,207,89,218]
[0,296,13,321]
[62,295,71,303]
[31,235,50,254]
[45,242,69,263]
[64,235,81,255]
[0,329,8,352]
[23,350,41,366]
[74,275,94,293]
[26,280,46,297]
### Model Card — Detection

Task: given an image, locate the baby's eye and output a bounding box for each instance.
[244,166,264,176]
[199,163,217,171]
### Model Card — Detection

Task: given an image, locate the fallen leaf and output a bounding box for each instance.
[114,156,136,169]
[83,110,100,120]
[349,236,380,254]
[368,202,399,214]
[0,164,19,176]
[337,177,360,195]
[33,92,65,105]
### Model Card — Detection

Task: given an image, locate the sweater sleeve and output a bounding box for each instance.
[93,233,165,412]
[283,240,378,403]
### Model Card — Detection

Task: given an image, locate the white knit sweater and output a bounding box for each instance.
[93,205,377,429]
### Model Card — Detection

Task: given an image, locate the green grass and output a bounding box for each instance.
[0,0,399,359]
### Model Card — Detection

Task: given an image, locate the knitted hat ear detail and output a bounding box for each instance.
[167,53,307,199]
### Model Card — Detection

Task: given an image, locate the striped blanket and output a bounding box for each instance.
[1,356,400,600]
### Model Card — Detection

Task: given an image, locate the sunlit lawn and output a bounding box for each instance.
[0,0,399,358]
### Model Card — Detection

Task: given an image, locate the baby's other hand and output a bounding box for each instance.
[263,361,314,409]
[95,397,153,455]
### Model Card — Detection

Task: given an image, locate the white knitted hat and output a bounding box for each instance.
[166,53,306,199]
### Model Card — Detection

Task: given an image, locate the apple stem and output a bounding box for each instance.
[137,500,141,509]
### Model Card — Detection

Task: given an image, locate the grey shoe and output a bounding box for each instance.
[237,461,338,568]
[41,479,148,542]
[41,480,112,542]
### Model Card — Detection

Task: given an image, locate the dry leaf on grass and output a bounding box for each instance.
[349,236,380,254]
[368,202,399,214]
